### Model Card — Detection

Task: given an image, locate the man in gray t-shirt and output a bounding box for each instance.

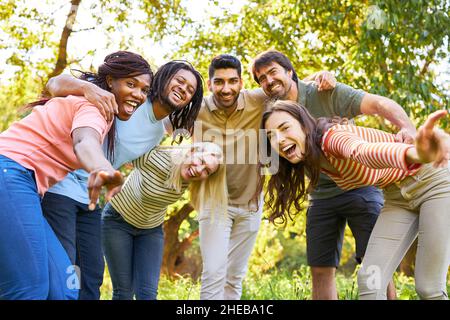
[251,50,416,300]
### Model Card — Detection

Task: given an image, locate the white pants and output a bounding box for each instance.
[198,202,262,300]
[358,164,450,300]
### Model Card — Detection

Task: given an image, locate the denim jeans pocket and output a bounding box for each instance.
[0,155,34,178]
[101,203,123,221]
[0,161,37,197]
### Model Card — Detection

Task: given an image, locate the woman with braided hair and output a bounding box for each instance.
[40,58,204,299]
[0,50,152,300]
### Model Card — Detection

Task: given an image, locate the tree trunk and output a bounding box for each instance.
[47,0,81,80]
[161,203,201,279]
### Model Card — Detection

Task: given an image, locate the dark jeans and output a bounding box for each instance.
[0,155,78,300]
[41,192,104,300]
[101,203,164,300]
[306,186,384,267]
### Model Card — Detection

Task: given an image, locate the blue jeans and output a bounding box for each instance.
[0,155,79,300]
[41,192,104,300]
[101,203,164,300]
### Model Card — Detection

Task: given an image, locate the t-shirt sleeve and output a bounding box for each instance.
[330,83,366,118]
[71,101,109,142]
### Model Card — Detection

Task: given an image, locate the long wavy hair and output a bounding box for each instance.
[165,142,228,220]
[26,51,153,162]
[149,60,204,141]
[257,100,334,225]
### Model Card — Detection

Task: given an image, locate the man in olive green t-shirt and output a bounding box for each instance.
[251,50,416,300]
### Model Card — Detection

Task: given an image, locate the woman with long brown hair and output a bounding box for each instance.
[260,100,450,300]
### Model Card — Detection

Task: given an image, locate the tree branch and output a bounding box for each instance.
[67,48,97,65]
[420,46,437,76]
[72,26,96,33]
[46,0,81,81]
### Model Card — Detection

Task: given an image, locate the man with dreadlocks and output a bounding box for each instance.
[41,57,203,300]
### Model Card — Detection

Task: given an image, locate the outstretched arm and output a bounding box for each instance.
[406,110,450,168]
[324,126,417,171]
[360,93,417,144]
[46,74,118,121]
[324,111,449,171]
[72,127,124,210]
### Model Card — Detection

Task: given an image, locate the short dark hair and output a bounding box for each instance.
[251,50,298,84]
[208,54,242,79]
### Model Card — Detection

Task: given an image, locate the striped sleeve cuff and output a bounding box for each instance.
[402,145,422,172]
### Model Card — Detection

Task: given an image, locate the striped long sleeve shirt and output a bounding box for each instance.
[320,125,421,190]
[110,147,189,229]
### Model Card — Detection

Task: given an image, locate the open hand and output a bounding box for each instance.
[314,71,337,91]
[415,110,450,168]
[87,169,124,210]
[84,83,118,121]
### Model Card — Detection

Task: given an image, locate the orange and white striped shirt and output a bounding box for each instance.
[321,125,421,190]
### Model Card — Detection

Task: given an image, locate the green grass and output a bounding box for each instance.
[100,264,449,300]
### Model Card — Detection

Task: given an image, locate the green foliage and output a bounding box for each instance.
[176,0,449,127]
[2,1,449,299]
[167,191,200,241]
[157,275,201,300]
[0,0,192,126]
[275,233,308,272]
[242,266,313,300]
[100,265,113,300]
[100,265,445,300]
[139,0,192,38]
[1,1,59,86]
[0,70,43,130]
[248,220,284,274]
[395,272,420,300]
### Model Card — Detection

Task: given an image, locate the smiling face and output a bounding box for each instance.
[180,150,220,182]
[162,69,197,112]
[107,74,151,121]
[254,61,294,100]
[264,110,306,164]
[208,68,243,110]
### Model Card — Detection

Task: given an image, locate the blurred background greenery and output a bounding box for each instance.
[1,0,449,299]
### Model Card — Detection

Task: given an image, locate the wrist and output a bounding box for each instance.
[80,80,94,97]
[406,147,421,165]
[90,164,115,174]
[402,124,417,135]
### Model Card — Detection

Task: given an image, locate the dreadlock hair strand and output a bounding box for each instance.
[25,51,153,164]
[149,60,204,141]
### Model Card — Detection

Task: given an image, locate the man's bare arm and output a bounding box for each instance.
[46,74,117,121]
[360,93,417,143]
